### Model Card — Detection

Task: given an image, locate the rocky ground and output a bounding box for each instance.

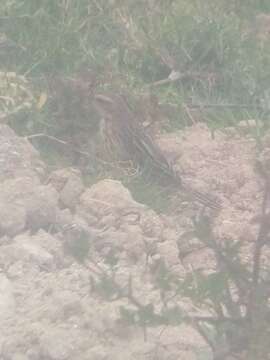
[0,120,266,360]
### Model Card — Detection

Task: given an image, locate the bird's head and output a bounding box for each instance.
[93,93,115,118]
[93,93,133,123]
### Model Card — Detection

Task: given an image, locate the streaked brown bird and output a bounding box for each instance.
[94,94,176,175]
[93,93,221,210]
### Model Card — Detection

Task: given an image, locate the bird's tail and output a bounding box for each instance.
[182,182,221,210]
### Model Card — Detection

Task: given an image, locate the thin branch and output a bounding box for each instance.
[185,102,264,111]
[192,320,215,353]
[193,215,250,297]
[26,132,95,156]
[247,161,270,319]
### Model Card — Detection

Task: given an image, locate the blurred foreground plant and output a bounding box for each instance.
[89,157,270,360]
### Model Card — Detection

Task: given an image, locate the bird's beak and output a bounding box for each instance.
[94,94,114,105]
[93,94,115,120]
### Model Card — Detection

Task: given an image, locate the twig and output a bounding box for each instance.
[147,71,194,87]
[193,214,249,297]
[192,320,215,353]
[183,102,197,124]
[185,103,264,111]
[147,76,180,87]
[148,71,220,87]
[26,132,93,156]
[247,161,270,320]
[26,132,103,161]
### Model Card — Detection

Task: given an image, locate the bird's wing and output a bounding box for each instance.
[123,121,180,181]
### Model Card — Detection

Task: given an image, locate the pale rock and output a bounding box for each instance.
[0,124,45,182]
[1,234,54,271]
[78,179,144,219]
[55,208,73,230]
[48,167,84,209]
[11,354,29,360]
[0,235,11,246]
[157,241,180,267]
[40,331,75,360]
[52,290,83,320]
[120,224,146,260]
[0,274,15,319]
[0,177,59,232]
[30,230,62,260]
[39,327,88,360]
[94,229,127,252]
[0,203,26,236]
[86,345,108,360]
[24,184,59,231]
[140,210,164,238]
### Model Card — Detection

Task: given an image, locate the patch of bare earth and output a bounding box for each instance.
[158,123,262,269]
[0,122,266,359]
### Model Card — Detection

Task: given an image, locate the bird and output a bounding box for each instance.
[94,93,178,175]
[93,93,221,210]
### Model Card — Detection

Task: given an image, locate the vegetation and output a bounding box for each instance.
[1,1,270,133]
[1,1,270,359]
[2,0,269,201]
[90,166,270,359]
